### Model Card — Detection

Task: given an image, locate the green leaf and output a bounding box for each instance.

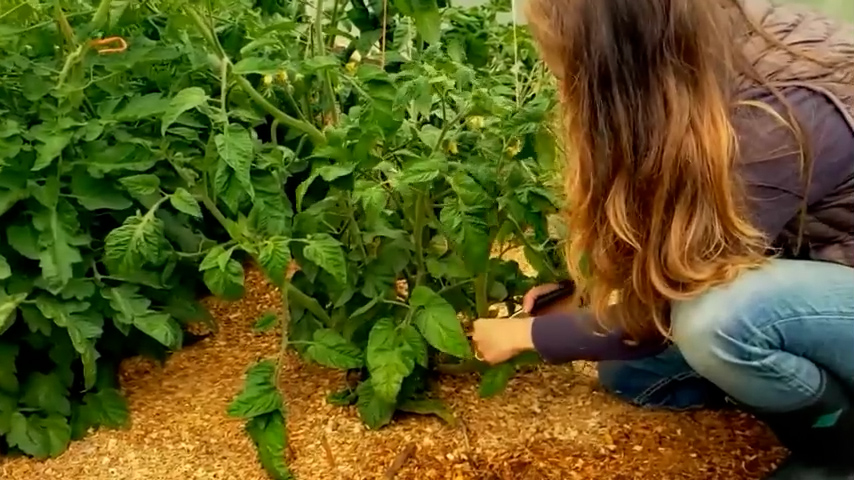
[303,234,347,282]
[326,388,357,406]
[35,298,103,390]
[216,124,255,198]
[232,57,281,75]
[134,313,183,350]
[227,360,282,419]
[70,175,132,211]
[0,188,27,217]
[162,87,208,135]
[104,284,150,326]
[258,237,291,287]
[120,174,160,196]
[0,392,15,435]
[356,379,395,430]
[366,319,417,402]
[7,413,71,459]
[36,209,83,291]
[0,292,26,335]
[479,362,515,398]
[306,329,364,370]
[316,164,355,182]
[409,286,472,359]
[245,411,292,480]
[398,398,457,425]
[80,388,129,429]
[203,259,245,300]
[253,311,279,332]
[32,131,72,171]
[20,305,51,335]
[401,324,428,368]
[0,254,9,281]
[21,372,71,416]
[170,188,202,218]
[7,224,40,260]
[409,0,442,45]
[200,246,229,271]
[103,214,168,274]
[0,342,20,394]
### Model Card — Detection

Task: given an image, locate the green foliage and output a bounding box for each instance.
[1,0,564,476]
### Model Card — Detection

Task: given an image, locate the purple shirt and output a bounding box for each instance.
[532,86,854,363]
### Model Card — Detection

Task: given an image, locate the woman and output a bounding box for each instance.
[471,0,854,479]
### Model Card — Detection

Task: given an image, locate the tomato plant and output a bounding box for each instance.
[0,0,564,477]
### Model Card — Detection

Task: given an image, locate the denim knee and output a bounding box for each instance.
[670,259,854,411]
[596,346,726,410]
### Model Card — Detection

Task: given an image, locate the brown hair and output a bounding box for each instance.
[525,0,786,341]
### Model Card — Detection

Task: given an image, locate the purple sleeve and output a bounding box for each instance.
[531,311,668,363]
[530,86,854,364]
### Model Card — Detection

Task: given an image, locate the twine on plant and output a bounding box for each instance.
[381,0,388,67]
[511,0,521,106]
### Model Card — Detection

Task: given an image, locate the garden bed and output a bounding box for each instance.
[0,268,785,480]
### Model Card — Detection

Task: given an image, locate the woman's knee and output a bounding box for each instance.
[596,347,725,410]
[670,259,854,384]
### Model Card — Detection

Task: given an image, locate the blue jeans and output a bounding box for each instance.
[597,259,854,412]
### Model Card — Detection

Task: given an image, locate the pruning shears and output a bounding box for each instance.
[526,279,577,316]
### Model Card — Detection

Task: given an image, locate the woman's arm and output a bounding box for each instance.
[530,311,668,363]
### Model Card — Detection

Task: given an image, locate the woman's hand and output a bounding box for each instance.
[471,317,535,364]
[521,283,563,313]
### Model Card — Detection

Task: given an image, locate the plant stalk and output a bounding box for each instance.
[90,0,113,32]
[412,193,428,286]
[184,6,326,145]
[287,283,332,326]
[474,274,489,318]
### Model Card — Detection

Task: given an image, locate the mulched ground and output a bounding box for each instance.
[0,269,786,480]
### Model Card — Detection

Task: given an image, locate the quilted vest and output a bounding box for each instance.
[740,0,854,267]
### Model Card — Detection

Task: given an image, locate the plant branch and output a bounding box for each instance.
[287,283,333,325]
[184,5,326,145]
[474,274,489,318]
[90,0,113,32]
[412,193,428,286]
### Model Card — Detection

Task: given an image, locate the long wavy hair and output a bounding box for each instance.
[525,0,801,341]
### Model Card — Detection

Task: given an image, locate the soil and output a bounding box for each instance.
[0,269,786,480]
